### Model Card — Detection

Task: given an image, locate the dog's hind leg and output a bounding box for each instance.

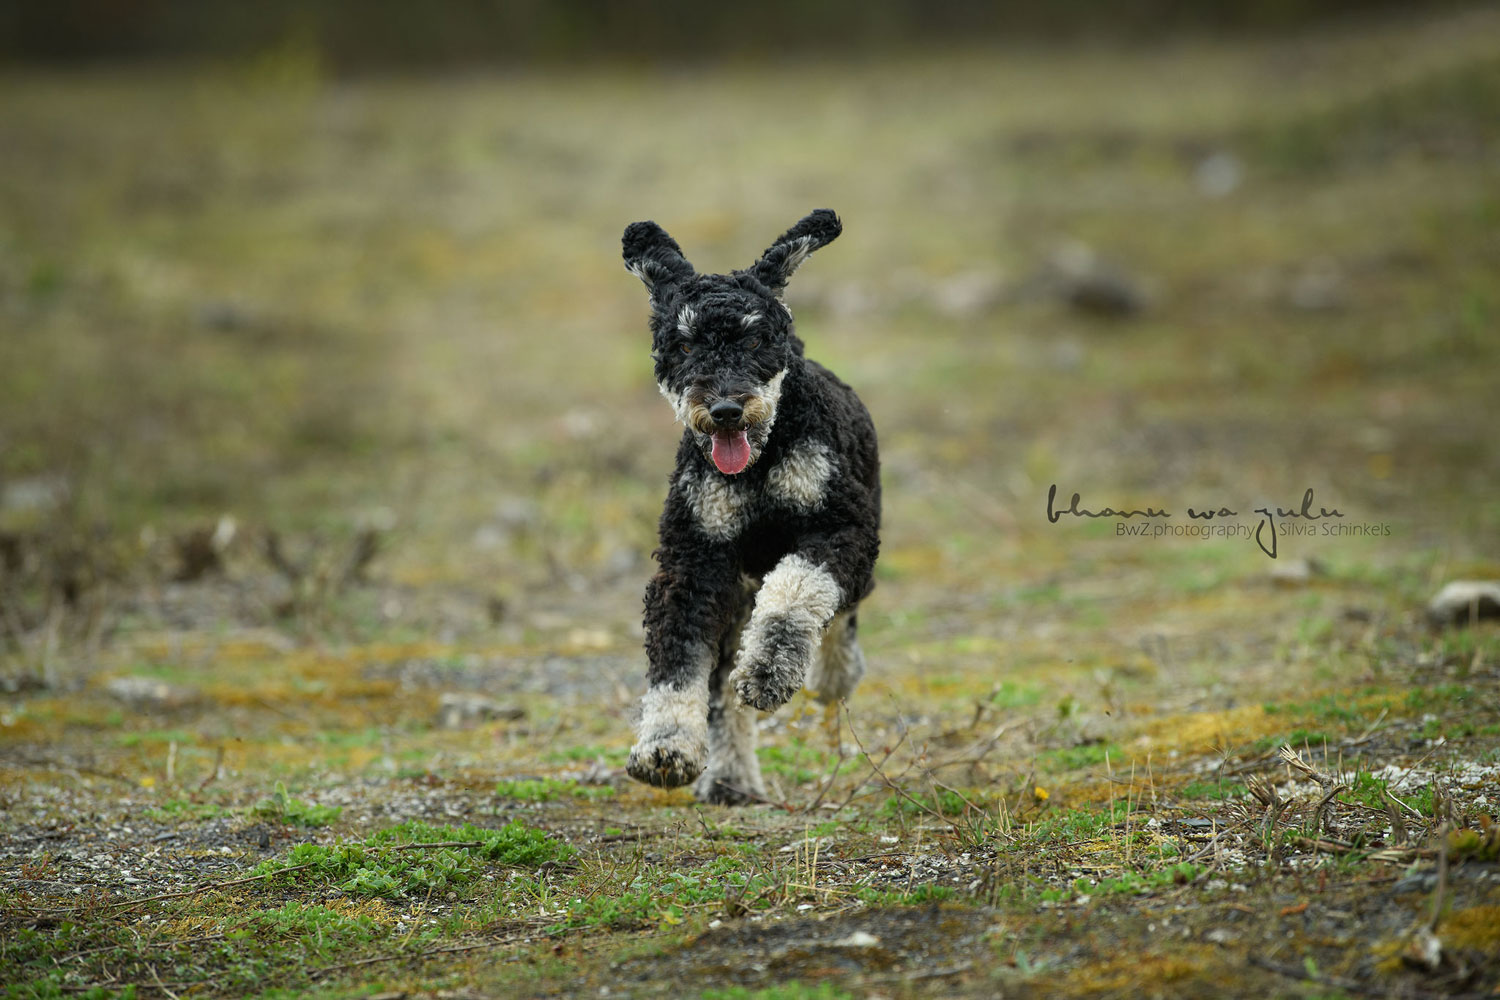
[695,578,767,805]
[806,608,866,705]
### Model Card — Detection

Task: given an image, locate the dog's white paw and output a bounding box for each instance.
[627,730,706,788]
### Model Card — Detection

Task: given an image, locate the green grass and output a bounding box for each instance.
[856,884,957,906]
[1038,743,1123,772]
[1024,801,1144,843]
[881,787,991,818]
[250,820,572,899]
[1178,780,1248,802]
[145,798,236,822]
[493,777,615,802]
[702,984,853,1000]
[1036,862,1204,902]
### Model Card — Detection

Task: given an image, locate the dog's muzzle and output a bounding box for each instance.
[685,384,779,476]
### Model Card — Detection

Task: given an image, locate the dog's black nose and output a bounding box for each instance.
[708,399,744,427]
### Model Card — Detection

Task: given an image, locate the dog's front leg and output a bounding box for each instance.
[731,553,845,713]
[628,546,740,788]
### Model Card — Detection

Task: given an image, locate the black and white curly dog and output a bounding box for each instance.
[620,209,880,806]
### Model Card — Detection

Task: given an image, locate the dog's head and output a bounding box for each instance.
[623,209,842,476]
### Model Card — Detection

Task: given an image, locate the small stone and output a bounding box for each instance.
[103,676,200,710]
[1269,558,1324,587]
[1047,241,1147,319]
[1287,260,1344,312]
[1195,152,1243,198]
[929,270,1005,318]
[1426,581,1500,626]
[1402,927,1443,972]
[1205,928,1236,945]
[831,931,880,948]
[195,300,255,332]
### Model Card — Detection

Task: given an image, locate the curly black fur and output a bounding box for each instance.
[622,209,881,803]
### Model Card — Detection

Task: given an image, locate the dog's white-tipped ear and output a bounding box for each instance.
[623,221,695,297]
[750,209,842,293]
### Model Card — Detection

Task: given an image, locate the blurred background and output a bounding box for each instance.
[2,0,1498,696]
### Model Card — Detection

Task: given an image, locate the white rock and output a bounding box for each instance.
[1427,581,1500,626]
[831,931,880,948]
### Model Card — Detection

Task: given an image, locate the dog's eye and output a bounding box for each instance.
[748,339,760,350]
[680,344,692,355]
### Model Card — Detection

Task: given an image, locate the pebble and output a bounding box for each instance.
[1426,581,1500,626]
[831,931,881,948]
[435,692,525,729]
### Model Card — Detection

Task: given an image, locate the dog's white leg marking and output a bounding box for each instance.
[767,440,834,512]
[806,609,866,704]
[731,554,841,712]
[628,644,711,788]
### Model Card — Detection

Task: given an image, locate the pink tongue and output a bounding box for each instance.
[711,430,752,474]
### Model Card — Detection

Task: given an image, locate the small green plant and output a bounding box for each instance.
[253,782,343,828]
[1346,772,1434,815]
[247,902,382,957]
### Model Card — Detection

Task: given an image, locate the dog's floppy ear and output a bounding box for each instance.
[623,221,695,299]
[750,209,842,293]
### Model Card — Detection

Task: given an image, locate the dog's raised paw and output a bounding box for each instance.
[732,618,816,712]
[730,661,802,713]
[626,734,706,788]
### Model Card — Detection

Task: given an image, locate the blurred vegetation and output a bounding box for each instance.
[2,0,1463,71]
[2,5,1500,989]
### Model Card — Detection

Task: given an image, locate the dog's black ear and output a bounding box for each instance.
[750,209,842,293]
[623,221,695,298]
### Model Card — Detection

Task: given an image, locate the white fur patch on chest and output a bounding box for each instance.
[766,440,834,511]
[684,471,752,540]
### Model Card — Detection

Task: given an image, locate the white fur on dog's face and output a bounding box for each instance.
[657,381,692,426]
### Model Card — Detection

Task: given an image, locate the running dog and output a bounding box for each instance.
[621,209,881,805]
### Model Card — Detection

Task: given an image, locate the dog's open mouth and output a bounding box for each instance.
[711,430,752,475]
